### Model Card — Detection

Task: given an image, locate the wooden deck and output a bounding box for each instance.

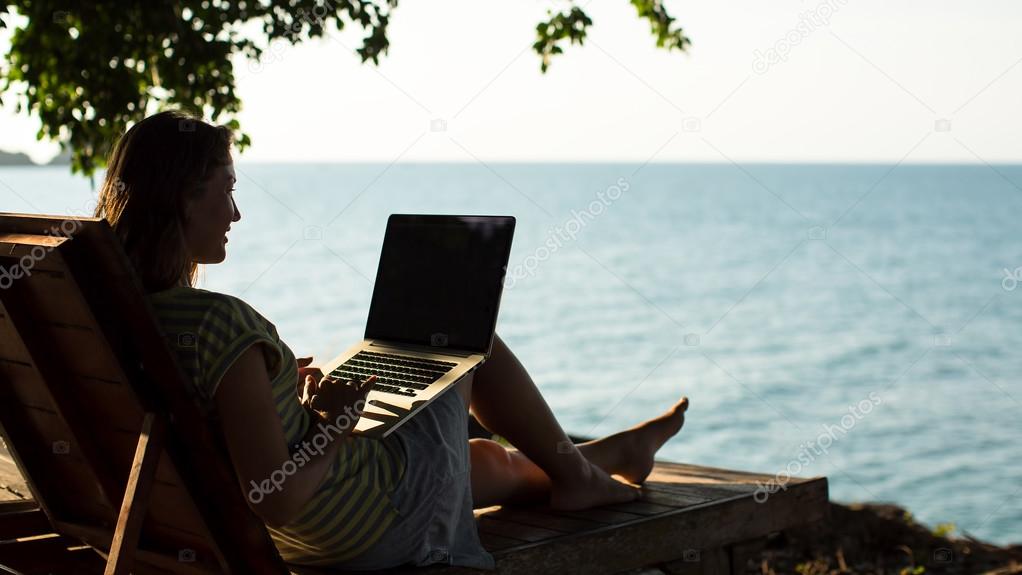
[468,462,826,574]
[300,459,827,574]
[1,446,828,574]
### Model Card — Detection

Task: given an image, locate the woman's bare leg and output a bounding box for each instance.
[469,439,550,507]
[468,404,690,508]
[467,334,687,510]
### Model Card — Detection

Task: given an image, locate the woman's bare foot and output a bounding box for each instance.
[549,459,640,511]
[579,396,689,484]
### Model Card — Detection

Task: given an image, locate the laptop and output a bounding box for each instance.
[319,214,516,437]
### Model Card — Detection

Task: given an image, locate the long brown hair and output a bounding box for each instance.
[94,111,233,292]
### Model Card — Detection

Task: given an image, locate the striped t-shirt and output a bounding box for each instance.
[147,287,406,565]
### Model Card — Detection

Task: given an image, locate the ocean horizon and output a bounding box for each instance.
[2,162,1020,543]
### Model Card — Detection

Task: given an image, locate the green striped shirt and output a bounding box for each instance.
[148,287,405,565]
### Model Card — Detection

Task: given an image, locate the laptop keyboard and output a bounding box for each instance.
[330,350,458,397]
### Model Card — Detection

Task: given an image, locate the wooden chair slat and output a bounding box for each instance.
[0,251,97,328]
[0,272,128,517]
[0,534,104,574]
[53,518,224,575]
[0,506,51,540]
[106,412,167,575]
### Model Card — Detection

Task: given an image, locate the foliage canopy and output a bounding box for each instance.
[0,1,689,174]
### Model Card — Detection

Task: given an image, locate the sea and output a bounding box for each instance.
[2,163,1020,543]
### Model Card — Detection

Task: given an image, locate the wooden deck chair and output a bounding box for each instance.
[0,212,289,573]
[0,212,830,575]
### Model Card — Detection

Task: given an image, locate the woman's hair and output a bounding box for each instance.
[94,110,233,292]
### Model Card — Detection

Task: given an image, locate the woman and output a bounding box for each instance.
[94,111,689,570]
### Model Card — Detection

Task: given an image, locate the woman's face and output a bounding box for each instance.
[183,162,240,265]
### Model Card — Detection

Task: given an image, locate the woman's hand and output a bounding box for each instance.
[306,375,376,426]
[296,357,322,394]
[297,356,324,382]
[296,356,324,404]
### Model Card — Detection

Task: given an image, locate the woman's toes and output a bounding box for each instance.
[615,395,689,483]
[675,396,689,414]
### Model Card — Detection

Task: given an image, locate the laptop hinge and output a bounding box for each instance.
[368,340,476,358]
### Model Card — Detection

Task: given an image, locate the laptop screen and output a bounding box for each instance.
[364,215,515,355]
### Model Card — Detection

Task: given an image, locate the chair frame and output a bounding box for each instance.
[0,213,288,574]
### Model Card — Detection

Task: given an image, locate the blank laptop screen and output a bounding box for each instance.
[364,215,515,355]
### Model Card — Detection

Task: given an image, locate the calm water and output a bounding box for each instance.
[2,163,1020,543]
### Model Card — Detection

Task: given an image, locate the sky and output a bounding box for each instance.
[1,0,1020,164]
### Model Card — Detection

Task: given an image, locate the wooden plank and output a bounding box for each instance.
[0,253,97,329]
[0,232,66,248]
[478,477,829,575]
[105,412,166,575]
[0,307,33,366]
[0,534,104,574]
[477,516,564,543]
[0,389,68,523]
[479,532,526,552]
[145,482,214,538]
[479,506,604,534]
[603,500,677,516]
[0,441,116,513]
[43,325,133,385]
[545,506,645,525]
[642,480,755,500]
[638,486,731,509]
[0,373,144,436]
[0,500,37,514]
[4,410,125,517]
[17,406,138,463]
[53,519,223,575]
[0,270,127,518]
[646,461,809,487]
[0,506,51,540]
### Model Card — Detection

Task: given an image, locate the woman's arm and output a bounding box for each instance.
[216,344,342,528]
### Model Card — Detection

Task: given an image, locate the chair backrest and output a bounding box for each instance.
[0,212,287,574]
